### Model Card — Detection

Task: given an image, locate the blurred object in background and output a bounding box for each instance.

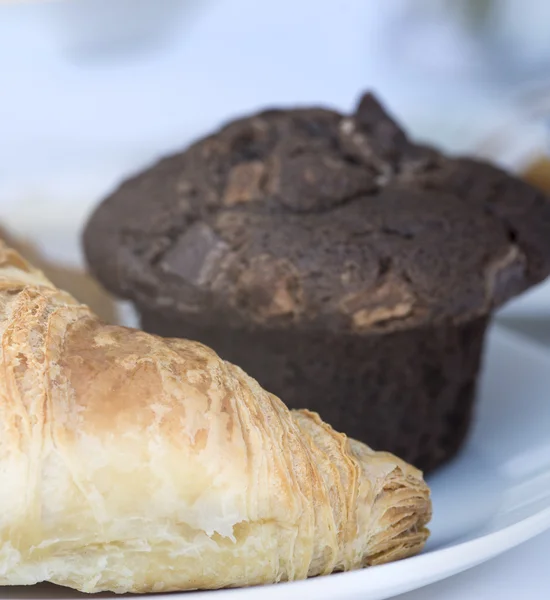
[34,0,198,62]
[383,0,550,82]
[483,0,550,78]
[523,156,550,194]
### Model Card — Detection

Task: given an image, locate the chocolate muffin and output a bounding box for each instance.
[83,93,550,472]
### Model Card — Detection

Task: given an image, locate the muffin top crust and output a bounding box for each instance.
[84,93,550,333]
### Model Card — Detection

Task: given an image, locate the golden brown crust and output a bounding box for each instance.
[0,227,117,323]
[0,239,430,593]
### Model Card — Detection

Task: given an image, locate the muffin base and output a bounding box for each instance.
[140,310,489,473]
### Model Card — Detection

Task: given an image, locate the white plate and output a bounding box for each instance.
[498,279,550,318]
[4,326,550,600]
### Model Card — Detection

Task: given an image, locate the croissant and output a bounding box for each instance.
[0,239,431,594]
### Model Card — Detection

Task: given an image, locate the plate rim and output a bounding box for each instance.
[185,504,550,600]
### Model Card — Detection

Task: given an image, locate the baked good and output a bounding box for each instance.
[83,93,550,472]
[0,239,431,594]
[0,226,118,324]
[523,155,550,194]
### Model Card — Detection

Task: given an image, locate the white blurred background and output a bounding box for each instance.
[0,0,549,322]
